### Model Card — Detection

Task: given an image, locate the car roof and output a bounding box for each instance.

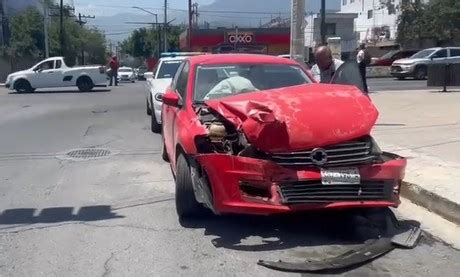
[187,54,300,66]
[159,56,190,62]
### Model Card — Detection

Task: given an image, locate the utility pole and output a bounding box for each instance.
[290,0,305,64]
[0,0,10,46]
[164,0,168,51]
[188,0,192,50]
[76,13,95,64]
[320,0,326,45]
[43,1,49,58]
[59,0,64,56]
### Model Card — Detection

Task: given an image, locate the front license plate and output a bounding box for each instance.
[321,168,361,185]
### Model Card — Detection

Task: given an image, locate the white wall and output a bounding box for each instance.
[339,0,401,41]
[304,13,357,53]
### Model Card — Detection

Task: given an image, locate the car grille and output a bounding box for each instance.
[278,181,393,204]
[268,138,376,167]
[391,66,402,72]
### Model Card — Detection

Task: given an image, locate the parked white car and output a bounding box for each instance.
[4,57,107,93]
[117,67,136,83]
[146,56,188,133]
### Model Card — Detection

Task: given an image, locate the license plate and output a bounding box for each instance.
[321,168,361,185]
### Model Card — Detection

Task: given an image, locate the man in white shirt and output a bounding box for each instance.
[311,46,344,83]
[356,43,369,93]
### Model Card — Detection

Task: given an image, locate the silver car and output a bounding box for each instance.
[391,47,460,80]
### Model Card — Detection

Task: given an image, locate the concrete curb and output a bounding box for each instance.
[401,181,460,225]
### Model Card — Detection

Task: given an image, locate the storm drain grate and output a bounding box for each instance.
[65,148,111,159]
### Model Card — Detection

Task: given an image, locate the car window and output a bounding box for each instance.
[157,60,182,79]
[432,49,447,59]
[193,64,311,101]
[171,62,185,89]
[175,62,190,99]
[35,61,54,71]
[55,60,62,69]
[450,49,460,57]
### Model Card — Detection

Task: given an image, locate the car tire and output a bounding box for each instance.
[414,66,427,80]
[14,79,33,93]
[77,76,94,92]
[162,140,169,162]
[150,106,161,133]
[146,97,152,115]
[175,154,204,219]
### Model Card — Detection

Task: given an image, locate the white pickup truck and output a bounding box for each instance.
[4,57,108,93]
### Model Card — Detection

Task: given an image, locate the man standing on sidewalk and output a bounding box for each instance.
[311,46,344,83]
[109,55,119,86]
[357,43,370,93]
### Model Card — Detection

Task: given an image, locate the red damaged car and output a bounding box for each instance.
[161,54,406,219]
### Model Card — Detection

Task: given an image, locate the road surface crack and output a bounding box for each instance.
[0,222,183,234]
[83,125,94,137]
[102,245,131,277]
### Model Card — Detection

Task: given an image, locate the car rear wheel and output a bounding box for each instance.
[77,76,94,92]
[14,79,33,93]
[414,66,427,80]
[150,106,161,133]
[146,97,152,115]
[175,154,204,219]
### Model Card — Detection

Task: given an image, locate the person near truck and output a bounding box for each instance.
[108,55,120,86]
[311,46,344,83]
[356,43,371,93]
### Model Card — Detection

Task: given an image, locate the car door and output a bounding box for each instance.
[448,48,460,63]
[28,60,54,88]
[48,59,65,87]
[430,49,448,64]
[162,61,187,165]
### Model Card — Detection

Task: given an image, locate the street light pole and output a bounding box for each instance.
[164,0,168,52]
[59,0,64,56]
[132,6,159,57]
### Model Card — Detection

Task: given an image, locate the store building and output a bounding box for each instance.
[179,27,290,56]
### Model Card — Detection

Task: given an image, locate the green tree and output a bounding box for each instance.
[8,5,107,65]
[9,8,45,57]
[397,0,460,46]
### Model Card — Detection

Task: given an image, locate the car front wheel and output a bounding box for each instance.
[175,154,205,219]
[150,106,161,133]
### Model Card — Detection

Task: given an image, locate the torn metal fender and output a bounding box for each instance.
[258,238,395,273]
[205,84,379,153]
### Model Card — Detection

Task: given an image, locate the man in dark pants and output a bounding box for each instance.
[109,55,119,86]
[356,43,369,93]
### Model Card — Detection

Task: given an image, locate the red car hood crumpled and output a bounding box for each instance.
[204,84,378,153]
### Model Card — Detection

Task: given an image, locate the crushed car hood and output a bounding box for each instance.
[204,84,378,153]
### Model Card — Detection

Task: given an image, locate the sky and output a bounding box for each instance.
[74,0,215,17]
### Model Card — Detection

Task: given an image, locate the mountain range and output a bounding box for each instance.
[91,0,341,43]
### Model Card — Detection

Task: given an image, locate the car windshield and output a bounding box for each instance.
[119,68,132,72]
[157,60,182,78]
[410,49,436,59]
[193,64,311,102]
[379,50,398,59]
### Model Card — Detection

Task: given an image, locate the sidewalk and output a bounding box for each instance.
[371,89,460,224]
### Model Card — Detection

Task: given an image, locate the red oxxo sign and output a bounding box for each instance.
[227,32,254,44]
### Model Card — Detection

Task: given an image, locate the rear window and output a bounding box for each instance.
[157,60,182,79]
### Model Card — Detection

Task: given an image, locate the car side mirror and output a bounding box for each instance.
[144,72,154,79]
[162,92,181,107]
[34,68,42,72]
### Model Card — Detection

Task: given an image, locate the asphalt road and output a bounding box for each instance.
[367,77,428,92]
[0,83,459,276]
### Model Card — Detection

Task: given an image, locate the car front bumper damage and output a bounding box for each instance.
[194,152,406,215]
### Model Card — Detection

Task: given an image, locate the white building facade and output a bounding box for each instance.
[339,0,402,43]
[304,12,358,58]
